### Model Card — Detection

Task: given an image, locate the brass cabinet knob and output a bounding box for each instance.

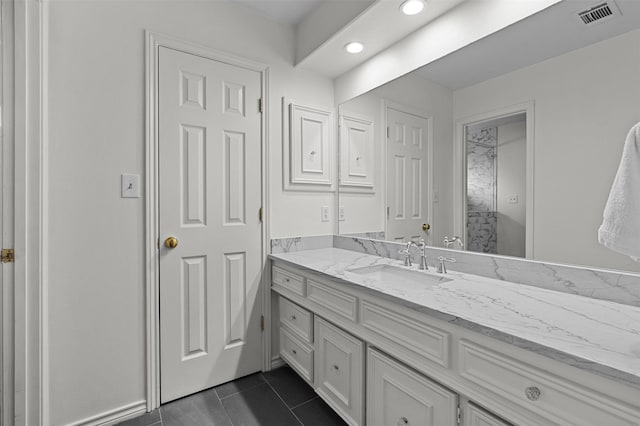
[422,223,431,231]
[164,237,179,249]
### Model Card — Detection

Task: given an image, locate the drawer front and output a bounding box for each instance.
[272,265,306,296]
[280,327,313,382]
[459,340,640,426]
[279,296,313,343]
[307,279,358,322]
[361,300,450,368]
[367,348,458,426]
[466,403,512,426]
[315,317,364,426]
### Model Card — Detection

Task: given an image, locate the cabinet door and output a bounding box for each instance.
[368,347,458,426]
[465,403,512,426]
[315,317,364,426]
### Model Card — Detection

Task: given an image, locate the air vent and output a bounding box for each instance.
[578,2,620,25]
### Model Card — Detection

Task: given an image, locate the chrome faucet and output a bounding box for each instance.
[398,241,416,266]
[443,236,464,249]
[417,238,428,270]
[437,256,456,273]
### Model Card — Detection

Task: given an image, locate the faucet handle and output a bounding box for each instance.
[437,256,456,273]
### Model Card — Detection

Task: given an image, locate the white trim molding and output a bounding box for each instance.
[453,101,535,259]
[13,0,49,425]
[145,31,270,410]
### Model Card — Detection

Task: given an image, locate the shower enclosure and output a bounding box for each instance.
[466,126,498,253]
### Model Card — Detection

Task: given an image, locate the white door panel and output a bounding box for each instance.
[159,47,262,403]
[386,107,432,243]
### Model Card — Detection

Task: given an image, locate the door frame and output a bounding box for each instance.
[381,100,434,245]
[452,101,535,258]
[145,31,270,411]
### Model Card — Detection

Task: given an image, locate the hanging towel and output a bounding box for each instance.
[598,122,640,260]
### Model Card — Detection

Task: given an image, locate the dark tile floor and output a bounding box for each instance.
[116,366,347,426]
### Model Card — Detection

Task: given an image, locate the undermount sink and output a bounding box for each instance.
[349,264,453,286]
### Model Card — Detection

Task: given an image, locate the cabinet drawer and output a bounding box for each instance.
[315,317,364,426]
[466,403,512,426]
[458,339,640,426]
[272,265,306,296]
[307,279,358,322]
[279,296,313,343]
[280,327,313,382]
[367,348,458,426]
[361,300,450,368]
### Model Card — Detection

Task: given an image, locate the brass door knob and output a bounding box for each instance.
[165,237,179,248]
[422,223,431,231]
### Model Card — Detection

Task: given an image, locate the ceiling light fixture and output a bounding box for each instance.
[344,41,364,54]
[400,0,425,15]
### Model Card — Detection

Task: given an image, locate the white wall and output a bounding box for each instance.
[47,2,333,424]
[339,73,454,245]
[496,120,526,258]
[454,29,640,272]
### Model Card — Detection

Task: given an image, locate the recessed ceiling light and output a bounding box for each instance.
[344,41,364,54]
[400,0,424,15]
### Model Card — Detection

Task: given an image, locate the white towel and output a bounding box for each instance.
[598,122,640,260]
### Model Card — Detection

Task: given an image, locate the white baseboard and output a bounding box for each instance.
[66,400,147,426]
[271,355,286,370]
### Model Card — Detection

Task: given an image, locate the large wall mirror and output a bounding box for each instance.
[337,0,640,273]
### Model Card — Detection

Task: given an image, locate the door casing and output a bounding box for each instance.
[452,101,535,259]
[145,31,270,411]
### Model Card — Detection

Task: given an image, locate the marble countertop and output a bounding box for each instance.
[270,248,640,389]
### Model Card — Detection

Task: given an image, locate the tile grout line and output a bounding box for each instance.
[289,396,319,411]
[215,376,268,401]
[213,384,236,426]
[263,377,305,426]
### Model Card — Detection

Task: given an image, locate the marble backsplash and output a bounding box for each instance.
[271,235,640,307]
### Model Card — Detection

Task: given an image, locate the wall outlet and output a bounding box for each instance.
[339,206,345,221]
[121,174,140,198]
[321,205,330,222]
[508,194,519,204]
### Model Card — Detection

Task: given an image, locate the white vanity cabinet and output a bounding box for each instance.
[367,347,458,426]
[315,317,364,426]
[271,261,640,426]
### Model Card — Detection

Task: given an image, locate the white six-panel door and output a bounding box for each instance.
[386,107,432,243]
[158,46,263,403]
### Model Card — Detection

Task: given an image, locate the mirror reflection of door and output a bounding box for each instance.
[465,113,526,257]
[386,105,432,243]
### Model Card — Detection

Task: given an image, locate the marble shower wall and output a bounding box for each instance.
[467,211,497,253]
[466,127,499,254]
[466,127,497,212]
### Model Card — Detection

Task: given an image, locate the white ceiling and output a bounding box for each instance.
[417,0,640,89]
[228,0,322,26]
[297,0,467,77]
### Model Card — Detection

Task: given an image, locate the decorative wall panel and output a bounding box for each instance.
[283,98,335,191]
[339,113,374,192]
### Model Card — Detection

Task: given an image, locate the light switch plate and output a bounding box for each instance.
[122,174,140,198]
[321,205,330,222]
[339,206,345,222]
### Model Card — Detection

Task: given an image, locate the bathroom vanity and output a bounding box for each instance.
[270,247,640,426]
